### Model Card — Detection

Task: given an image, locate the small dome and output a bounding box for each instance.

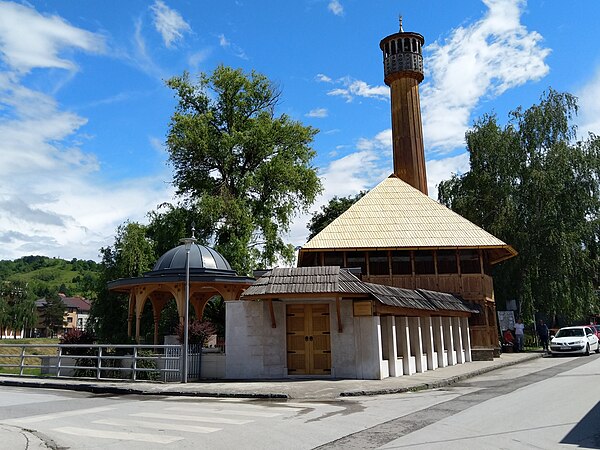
[152,243,232,272]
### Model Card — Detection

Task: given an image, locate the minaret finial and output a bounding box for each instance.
[191,222,196,239]
[399,15,403,32]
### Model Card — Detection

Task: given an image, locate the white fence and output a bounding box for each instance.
[0,344,205,382]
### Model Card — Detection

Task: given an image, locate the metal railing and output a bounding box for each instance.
[0,344,201,382]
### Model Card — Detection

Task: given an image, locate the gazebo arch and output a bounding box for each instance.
[107,243,255,344]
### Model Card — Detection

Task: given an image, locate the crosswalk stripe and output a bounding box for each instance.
[4,406,115,425]
[52,426,183,444]
[94,418,220,434]
[166,406,281,417]
[132,412,252,425]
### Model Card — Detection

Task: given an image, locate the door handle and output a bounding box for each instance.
[305,336,309,341]
[309,336,313,341]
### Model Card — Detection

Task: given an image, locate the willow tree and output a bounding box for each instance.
[166,65,322,274]
[438,89,600,323]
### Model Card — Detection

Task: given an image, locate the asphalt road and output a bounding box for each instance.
[1,354,598,449]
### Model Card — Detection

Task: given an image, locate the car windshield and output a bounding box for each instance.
[556,328,584,338]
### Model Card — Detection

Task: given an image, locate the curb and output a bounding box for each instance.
[0,353,542,400]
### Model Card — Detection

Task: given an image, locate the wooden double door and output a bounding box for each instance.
[286,304,331,375]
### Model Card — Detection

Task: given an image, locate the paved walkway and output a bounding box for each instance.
[0,352,542,449]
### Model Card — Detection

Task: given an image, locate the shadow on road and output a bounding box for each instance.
[561,400,600,449]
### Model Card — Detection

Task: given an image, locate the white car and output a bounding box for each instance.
[550,326,600,356]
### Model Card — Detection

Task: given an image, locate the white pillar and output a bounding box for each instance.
[461,317,472,362]
[443,317,456,366]
[432,317,447,367]
[396,316,414,375]
[452,316,465,364]
[408,317,425,373]
[421,316,437,370]
[384,316,401,377]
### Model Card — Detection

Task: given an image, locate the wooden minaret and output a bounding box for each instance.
[380,17,427,194]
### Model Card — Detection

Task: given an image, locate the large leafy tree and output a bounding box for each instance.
[166,65,322,274]
[438,89,600,323]
[307,191,367,241]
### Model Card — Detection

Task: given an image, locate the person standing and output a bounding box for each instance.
[514,318,525,352]
[538,320,549,352]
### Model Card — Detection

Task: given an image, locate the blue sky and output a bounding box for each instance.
[1,0,599,262]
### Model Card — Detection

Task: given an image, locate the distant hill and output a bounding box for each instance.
[0,256,100,300]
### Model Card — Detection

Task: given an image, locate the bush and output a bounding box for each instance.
[175,319,215,346]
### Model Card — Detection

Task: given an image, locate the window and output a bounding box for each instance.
[414,250,435,274]
[437,250,458,274]
[299,252,319,267]
[460,249,481,274]
[67,317,73,323]
[346,252,367,275]
[323,252,343,267]
[368,251,389,276]
[391,251,412,275]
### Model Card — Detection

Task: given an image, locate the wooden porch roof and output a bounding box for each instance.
[241,266,478,314]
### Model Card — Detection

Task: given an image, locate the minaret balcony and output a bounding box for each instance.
[383,52,423,78]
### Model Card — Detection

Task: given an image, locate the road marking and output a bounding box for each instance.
[4,406,115,424]
[132,412,252,425]
[166,406,281,417]
[52,426,183,444]
[94,418,220,434]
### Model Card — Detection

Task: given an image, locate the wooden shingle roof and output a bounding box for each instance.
[300,175,516,264]
[241,266,478,314]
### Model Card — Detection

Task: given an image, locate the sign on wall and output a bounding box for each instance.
[497,310,515,331]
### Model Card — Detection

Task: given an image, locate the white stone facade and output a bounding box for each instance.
[225,298,472,380]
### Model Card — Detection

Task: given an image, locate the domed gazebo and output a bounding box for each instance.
[107,243,255,344]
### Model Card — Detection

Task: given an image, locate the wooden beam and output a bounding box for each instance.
[268,299,276,328]
[336,296,343,333]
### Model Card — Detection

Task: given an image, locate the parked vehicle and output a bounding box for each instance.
[549,326,600,356]
[591,324,600,340]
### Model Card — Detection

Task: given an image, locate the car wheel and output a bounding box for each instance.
[585,344,590,356]
[596,342,600,354]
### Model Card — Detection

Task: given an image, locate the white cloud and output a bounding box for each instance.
[188,48,212,68]
[316,73,333,83]
[327,77,388,102]
[150,0,191,48]
[577,66,600,137]
[218,33,248,59]
[0,3,173,261]
[328,0,344,16]
[426,153,470,200]
[306,108,328,118]
[0,1,104,73]
[421,0,550,153]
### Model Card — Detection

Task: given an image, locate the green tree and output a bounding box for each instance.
[165,65,322,274]
[43,294,66,337]
[0,281,36,339]
[89,222,156,343]
[307,191,367,240]
[438,89,600,324]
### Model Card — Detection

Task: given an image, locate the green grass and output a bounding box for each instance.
[0,338,60,374]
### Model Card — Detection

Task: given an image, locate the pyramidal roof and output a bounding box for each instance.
[301,175,516,264]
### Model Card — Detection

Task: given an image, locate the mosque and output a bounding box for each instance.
[109,20,515,380]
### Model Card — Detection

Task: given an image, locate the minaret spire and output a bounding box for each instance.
[380,19,427,194]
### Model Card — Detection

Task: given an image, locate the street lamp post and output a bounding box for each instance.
[180,227,197,383]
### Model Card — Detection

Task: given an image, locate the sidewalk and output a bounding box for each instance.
[0,351,542,401]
